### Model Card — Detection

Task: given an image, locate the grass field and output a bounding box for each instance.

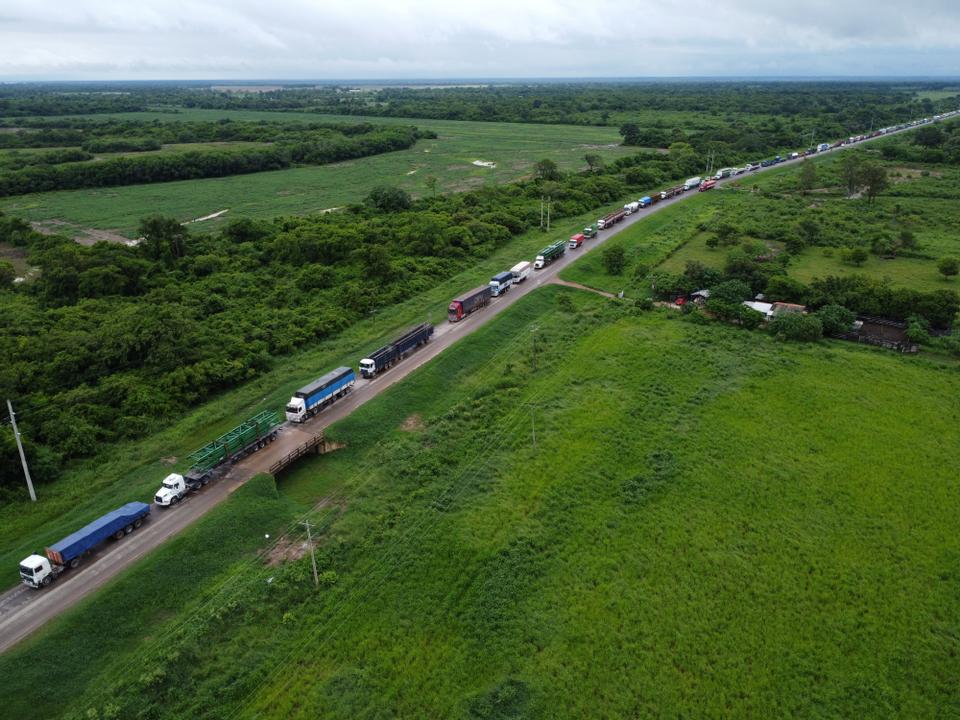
[559,191,723,294]
[657,224,957,293]
[2,287,958,719]
[0,111,637,237]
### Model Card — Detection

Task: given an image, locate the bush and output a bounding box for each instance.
[841,247,869,266]
[365,186,412,213]
[768,312,823,342]
[602,245,627,275]
[937,256,959,280]
[816,304,856,335]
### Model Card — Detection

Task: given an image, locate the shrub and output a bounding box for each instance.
[816,304,856,335]
[768,312,823,342]
[602,245,627,275]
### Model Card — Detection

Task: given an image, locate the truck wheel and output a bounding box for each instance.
[171,496,180,505]
[114,529,125,540]
[124,524,134,534]
[134,518,143,529]
[69,558,81,569]
[42,575,52,587]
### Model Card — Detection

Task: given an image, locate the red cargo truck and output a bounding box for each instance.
[448,285,493,322]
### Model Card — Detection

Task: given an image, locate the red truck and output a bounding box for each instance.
[568,233,585,249]
[448,285,492,322]
[699,179,717,192]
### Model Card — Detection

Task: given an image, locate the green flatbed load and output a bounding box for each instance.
[187,409,281,474]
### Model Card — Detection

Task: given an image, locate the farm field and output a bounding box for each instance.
[0,111,637,237]
[2,287,958,719]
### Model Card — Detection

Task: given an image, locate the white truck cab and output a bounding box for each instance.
[154,473,187,506]
[19,554,55,588]
[359,358,376,376]
[285,397,307,423]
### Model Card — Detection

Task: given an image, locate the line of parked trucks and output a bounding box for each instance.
[18,109,959,591]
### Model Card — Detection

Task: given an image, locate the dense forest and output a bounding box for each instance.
[0,119,428,196]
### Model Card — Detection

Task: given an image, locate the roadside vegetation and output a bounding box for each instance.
[1,288,957,719]
[563,123,960,348]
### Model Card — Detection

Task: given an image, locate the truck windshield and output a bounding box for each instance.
[285,404,300,414]
[19,564,36,576]
[163,480,178,489]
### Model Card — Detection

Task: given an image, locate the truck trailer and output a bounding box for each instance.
[597,210,626,230]
[359,322,434,379]
[510,261,532,284]
[448,285,492,322]
[155,409,282,505]
[285,368,356,423]
[683,177,702,191]
[19,502,151,588]
[535,240,566,269]
[699,179,717,192]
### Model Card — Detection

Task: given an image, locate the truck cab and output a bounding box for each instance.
[534,254,546,270]
[285,397,306,423]
[359,358,377,378]
[19,554,54,588]
[154,473,188,506]
[583,225,598,239]
[489,272,513,297]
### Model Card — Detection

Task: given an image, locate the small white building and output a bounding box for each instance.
[742,301,774,320]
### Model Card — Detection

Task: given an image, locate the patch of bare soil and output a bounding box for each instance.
[400,413,426,432]
[31,220,135,246]
[265,537,311,566]
[160,456,178,465]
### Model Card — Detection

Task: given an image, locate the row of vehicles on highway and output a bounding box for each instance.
[17,108,960,590]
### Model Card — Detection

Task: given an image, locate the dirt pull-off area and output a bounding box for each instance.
[31,220,135,246]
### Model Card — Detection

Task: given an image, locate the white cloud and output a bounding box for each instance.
[0,0,958,79]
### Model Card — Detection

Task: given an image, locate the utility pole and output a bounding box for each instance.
[7,400,36,502]
[530,327,537,371]
[302,520,319,588]
[539,197,544,229]
[546,196,552,232]
[527,403,537,449]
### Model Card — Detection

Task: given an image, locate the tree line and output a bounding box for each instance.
[0,125,427,196]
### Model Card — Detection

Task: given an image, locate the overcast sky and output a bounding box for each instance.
[1,0,959,80]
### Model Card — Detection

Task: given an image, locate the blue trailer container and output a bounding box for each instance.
[46,502,151,566]
[639,196,652,207]
[286,366,356,422]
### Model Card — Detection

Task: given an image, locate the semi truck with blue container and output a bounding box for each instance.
[359,322,434,378]
[489,271,514,297]
[19,502,151,588]
[154,409,282,506]
[285,367,356,423]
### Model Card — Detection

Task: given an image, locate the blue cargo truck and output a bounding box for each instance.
[285,366,356,423]
[18,502,151,588]
[359,323,434,378]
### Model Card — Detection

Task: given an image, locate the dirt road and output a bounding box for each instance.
[0,123,924,654]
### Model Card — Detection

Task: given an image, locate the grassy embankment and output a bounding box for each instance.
[562,143,960,295]
[2,286,958,718]
[0,111,637,236]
